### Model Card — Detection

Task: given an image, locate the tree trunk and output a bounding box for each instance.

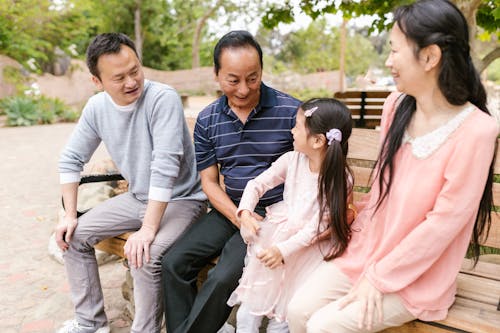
[134,0,143,60]
[191,0,224,68]
[452,0,498,73]
[338,18,347,92]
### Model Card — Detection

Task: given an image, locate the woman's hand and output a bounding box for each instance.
[337,276,383,331]
[257,246,283,269]
[239,210,260,244]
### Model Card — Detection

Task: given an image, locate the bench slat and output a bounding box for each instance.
[461,258,500,281]
[435,297,500,333]
[456,272,500,306]
[351,166,373,188]
[94,232,132,258]
[493,182,500,207]
[484,213,500,248]
[381,321,457,332]
[335,90,392,99]
[348,128,380,162]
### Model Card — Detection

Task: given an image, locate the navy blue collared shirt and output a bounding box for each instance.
[194,83,299,207]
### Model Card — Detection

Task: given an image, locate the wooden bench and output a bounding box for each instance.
[86,127,499,332]
[334,90,391,129]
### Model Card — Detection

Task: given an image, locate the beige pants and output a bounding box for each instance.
[287,261,415,333]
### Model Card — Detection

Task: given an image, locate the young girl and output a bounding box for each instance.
[287,1,498,332]
[227,98,354,332]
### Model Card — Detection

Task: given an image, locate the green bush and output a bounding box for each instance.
[288,88,333,102]
[0,95,79,126]
[1,96,39,126]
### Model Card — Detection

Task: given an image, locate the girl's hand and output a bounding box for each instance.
[312,226,331,244]
[239,210,260,244]
[337,277,383,331]
[311,203,357,244]
[257,246,283,269]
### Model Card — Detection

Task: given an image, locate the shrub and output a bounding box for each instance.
[0,95,79,126]
[1,96,39,126]
[288,88,332,102]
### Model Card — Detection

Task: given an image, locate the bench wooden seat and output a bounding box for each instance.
[334,90,392,129]
[87,126,499,332]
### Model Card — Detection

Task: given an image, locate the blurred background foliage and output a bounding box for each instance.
[1,0,497,76]
[0,0,498,127]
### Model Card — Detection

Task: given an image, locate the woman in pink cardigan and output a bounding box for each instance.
[287,1,498,332]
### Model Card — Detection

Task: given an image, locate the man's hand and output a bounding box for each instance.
[239,210,261,244]
[257,246,283,269]
[337,276,384,331]
[124,225,155,269]
[55,214,78,251]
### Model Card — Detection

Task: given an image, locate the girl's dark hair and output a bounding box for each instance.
[86,33,138,79]
[301,98,353,260]
[377,0,495,263]
[213,30,263,75]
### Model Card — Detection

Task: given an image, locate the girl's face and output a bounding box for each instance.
[385,24,427,95]
[291,108,316,154]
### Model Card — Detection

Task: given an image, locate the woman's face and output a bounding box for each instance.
[385,24,427,95]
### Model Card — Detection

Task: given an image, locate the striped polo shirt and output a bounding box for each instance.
[194,83,299,207]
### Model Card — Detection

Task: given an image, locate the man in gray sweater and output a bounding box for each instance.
[55,33,207,333]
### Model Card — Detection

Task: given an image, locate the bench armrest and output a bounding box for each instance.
[61,173,125,217]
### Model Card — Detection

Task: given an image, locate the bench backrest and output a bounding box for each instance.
[348,128,500,250]
[334,90,391,129]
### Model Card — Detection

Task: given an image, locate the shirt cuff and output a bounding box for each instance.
[148,186,172,202]
[59,172,81,184]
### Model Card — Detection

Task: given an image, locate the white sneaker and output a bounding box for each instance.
[56,319,110,333]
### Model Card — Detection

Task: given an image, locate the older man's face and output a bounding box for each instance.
[216,46,262,112]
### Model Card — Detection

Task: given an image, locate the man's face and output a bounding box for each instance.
[92,45,145,106]
[215,46,262,111]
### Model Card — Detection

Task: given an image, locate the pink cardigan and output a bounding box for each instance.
[334,92,498,320]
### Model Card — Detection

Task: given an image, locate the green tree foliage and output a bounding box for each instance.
[0,0,251,72]
[0,0,90,72]
[262,0,499,73]
[273,19,381,77]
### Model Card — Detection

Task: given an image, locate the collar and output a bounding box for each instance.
[216,82,278,116]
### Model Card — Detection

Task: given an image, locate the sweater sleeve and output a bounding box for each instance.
[148,88,186,202]
[365,116,498,293]
[236,152,290,214]
[58,103,101,183]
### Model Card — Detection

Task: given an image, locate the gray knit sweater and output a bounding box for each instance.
[59,80,206,203]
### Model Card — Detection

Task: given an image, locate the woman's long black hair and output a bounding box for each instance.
[301,98,353,260]
[376,0,496,263]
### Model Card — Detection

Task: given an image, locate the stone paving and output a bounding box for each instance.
[0,123,131,333]
[0,96,213,333]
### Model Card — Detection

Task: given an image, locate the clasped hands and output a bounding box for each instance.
[239,209,283,269]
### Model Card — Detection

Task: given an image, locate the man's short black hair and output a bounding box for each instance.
[213,30,263,75]
[86,33,139,79]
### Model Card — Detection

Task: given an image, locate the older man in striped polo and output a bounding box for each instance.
[161,30,300,333]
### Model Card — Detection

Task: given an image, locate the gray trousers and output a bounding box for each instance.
[63,192,207,333]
